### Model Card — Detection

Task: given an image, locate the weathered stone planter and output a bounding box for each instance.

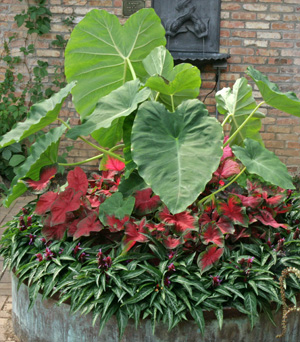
[12,274,299,342]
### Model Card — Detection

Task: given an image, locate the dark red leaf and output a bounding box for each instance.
[214,159,240,179]
[202,223,224,246]
[159,207,196,233]
[50,188,82,225]
[219,197,248,226]
[73,213,102,239]
[256,209,288,229]
[199,245,224,271]
[134,188,161,214]
[66,167,88,194]
[104,156,125,171]
[125,218,148,243]
[22,165,57,194]
[233,227,250,242]
[236,194,262,208]
[106,215,130,233]
[42,223,67,241]
[263,193,285,206]
[216,216,235,234]
[86,195,102,209]
[35,191,58,215]
[163,235,181,249]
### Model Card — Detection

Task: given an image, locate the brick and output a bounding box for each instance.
[232,31,256,38]
[243,4,268,11]
[271,23,295,30]
[244,40,268,48]
[221,3,241,10]
[36,50,61,58]
[257,13,281,21]
[220,39,242,46]
[276,134,299,141]
[270,5,294,12]
[243,56,267,64]
[230,47,254,55]
[270,41,294,48]
[282,50,300,57]
[231,13,256,20]
[245,22,270,30]
[220,21,245,29]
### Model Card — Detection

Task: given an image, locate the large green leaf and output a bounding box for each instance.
[0,82,75,148]
[4,125,67,207]
[91,118,125,148]
[65,9,166,119]
[247,66,300,116]
[131,99,223,213]
[66,80,150,143]
[216,78,265,146]
[122,113,137,178]
[144,47,201,111]
[232,138,295,189]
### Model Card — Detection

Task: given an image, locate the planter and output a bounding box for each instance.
[11,274,299,342]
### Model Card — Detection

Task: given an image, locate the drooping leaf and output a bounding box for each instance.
[144,49,201,111]
[134,188,161,215]
[255,209,287,229]
[125,219,148,243]
[4,125,66,207]
[21,165,57,194]
[41,223,69,241]
[247,66,300,116]
[232,138,295,189]
[0,82,75,148]
[190,306,205,336]
[66,167,89,194]
[213,159,240,179]
[244,291,258,329]
[131,99,223,213]
[65,9,166,118]
[73,212,102,239]
[66,80,150,139]
[99,192,135,223]
[104,156,125,172]
[198,245,224,271]
[216,77,265,146]
[35,191,59,215]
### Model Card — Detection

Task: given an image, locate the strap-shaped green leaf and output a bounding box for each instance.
[247,66,300,116]
[131,99,223,213]
[66,80,150,142]
[232,138,295,189]
[244,291,258,329]
[216,77,265,146]
[65,9,166,119]
[0,82,75,148]
[144,47,201,111]
[4,125,66,207]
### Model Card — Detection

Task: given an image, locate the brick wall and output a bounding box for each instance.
[1,0,300,173]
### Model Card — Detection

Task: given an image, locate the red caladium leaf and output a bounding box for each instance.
[221,136,233,161]
[214,159,240,179]
[67,218,81,237]
[256,209,288,229]
[163,235,181,249]
[146,222,166,232]
[125,218,148,243]
[263,193,285,206]
[233,227,250,242]
[67,167,88,194]
[21,165,57,194]
[198,213,211,227]
[42,223,68,241]
[219,196,248,226]
[106,215,130,233]
[50,188,83,225]
[104,156,125,172]
[236,194,262,208]
[35,191,58,215]
[86,195,102,208]
[216,216,235,234]
[198,245,224,271]
[134,188,161,215]
[202,223,224,247]
[159,207,196,233]
[73,213,102,239]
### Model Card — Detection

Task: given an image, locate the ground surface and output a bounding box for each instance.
[0,197,35,342]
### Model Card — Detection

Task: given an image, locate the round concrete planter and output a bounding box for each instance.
[11,274,300,342]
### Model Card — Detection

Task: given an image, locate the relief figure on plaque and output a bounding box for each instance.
[165,0,209,39]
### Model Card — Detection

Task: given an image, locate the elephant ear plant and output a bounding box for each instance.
[1,8,300,339]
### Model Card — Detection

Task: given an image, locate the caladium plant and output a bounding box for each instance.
[1,7,300,339]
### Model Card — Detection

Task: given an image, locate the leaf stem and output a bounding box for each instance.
[221,113,232,127]
[198,167,247,206]
[126,58,137,80]
[171,95,175,112]
[224,101,265,147]
[57,118,125,162]
[59,154,103,166]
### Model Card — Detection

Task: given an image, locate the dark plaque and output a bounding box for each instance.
[123,0,145,16]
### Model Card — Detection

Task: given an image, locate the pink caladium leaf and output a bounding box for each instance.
[198,245,224,271]
[134,188,161,215]
[236,194,262,209]
[256,209,288,229]
[233,227,250,242]
[159,207,196,233]
[163,235,181,249]
[50,188,83,225]
[216,216,235,234]
[221,136,233,161]
[66,167,88,194]
[202,223,224,247]
[214,159,240,179]
[125,218,148,243]
[104,156,125,172]
[86,195,102,209]
[73,212,102,239]
[106,215,130,233]
[263,193,285,206]
[21,165,57,194]
[35,191,58,215]
[219,196,248,226]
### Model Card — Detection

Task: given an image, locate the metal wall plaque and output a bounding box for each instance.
[123,0,145,17]
[152,0,229,63]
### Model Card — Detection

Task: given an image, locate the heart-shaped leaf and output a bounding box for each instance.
[65,9,166,119]
[144,50,201,111]
[232,138,295,189]
[66,80,150,142]
[4,125,67,207]
[131,100,223,213]
[216,77,265,146]
[0,82,75,148]
[247,66,300,116]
